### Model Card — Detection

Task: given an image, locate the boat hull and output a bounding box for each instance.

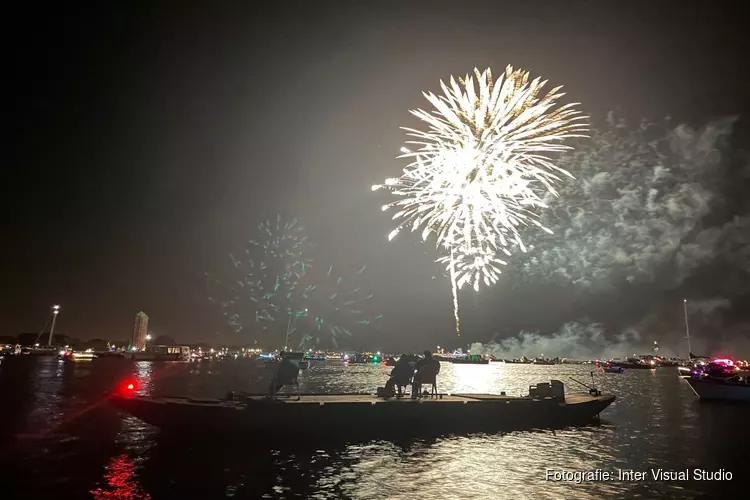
[685,377,750,401]
[109,392,615,440]
[21,348,57,356]
[612,363,653,369]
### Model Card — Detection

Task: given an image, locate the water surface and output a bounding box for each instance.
[0,356,745,499]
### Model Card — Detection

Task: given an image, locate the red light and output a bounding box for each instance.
[120,380,137,394]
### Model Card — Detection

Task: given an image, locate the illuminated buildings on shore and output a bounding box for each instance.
[131,311,149,350]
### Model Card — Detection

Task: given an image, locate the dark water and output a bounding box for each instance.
[0,356,746,499]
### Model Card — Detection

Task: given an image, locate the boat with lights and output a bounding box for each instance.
[449,354,490,364]
[611,357,655,369]
[304,354,329,362]
[108,379,615,440]
[684,358,750,401]
[123,345,190,361]
[58,349,97,362]
[344,353,382,364]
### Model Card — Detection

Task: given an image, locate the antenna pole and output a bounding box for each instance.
[683,299,691,357]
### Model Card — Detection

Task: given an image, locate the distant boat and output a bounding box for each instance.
[503,357,533,364]
[433,355,453,362]
[304,354,329,361]
[656,359,680,367]
[0,344,21,356]
[449,355,490,365]
[21,346,57,356]
[533,358,559,365]
[603,366,624,374]
[345,353,381,364]
[60,350,96,362]
[612,358,655,369]
[123,345,190,361]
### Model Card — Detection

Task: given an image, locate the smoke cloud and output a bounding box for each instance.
[469,321,647,360]
[483,116,750,359]
[687,298,731,315]
[510,116,746,292]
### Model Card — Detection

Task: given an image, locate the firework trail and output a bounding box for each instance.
[373,65,587,337]
[434,235,510,335]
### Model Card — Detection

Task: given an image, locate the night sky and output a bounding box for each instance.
[4,1,749,349]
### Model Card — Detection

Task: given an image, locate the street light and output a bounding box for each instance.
[48,304,60,346]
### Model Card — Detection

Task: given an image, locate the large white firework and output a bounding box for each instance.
[374,65,586,254]
[373,65,587,336]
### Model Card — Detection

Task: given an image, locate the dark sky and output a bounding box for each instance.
[3,1,748,348]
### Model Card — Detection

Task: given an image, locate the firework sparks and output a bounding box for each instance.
[297,264,383,348]
[208,217,380,348]
[207,215,314,345]
[373,65,587,337]
[436,237,510,292]
[249,214,312,281]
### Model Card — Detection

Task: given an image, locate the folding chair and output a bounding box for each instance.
[419,365,439,397]
[421,375,438,397]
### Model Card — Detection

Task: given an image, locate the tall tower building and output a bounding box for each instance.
[132,311,149,350]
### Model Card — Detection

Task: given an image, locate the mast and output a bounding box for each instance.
[47,305,60,346]
[683,299,691,357]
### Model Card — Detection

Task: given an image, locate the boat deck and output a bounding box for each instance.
[151,393,603,407]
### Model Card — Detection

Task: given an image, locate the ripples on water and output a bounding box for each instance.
[0,356,747,499]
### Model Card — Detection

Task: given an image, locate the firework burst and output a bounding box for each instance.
[208,217,380,348]
[295,264,383,348]
[207,215,313,344]
[250,214,312,281]
[373,65,587,337]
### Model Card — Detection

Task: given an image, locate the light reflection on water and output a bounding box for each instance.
[0,357,747,499]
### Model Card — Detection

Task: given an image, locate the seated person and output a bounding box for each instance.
[384,353,415,397]
[413,350,441,396]
[268,352,300,396]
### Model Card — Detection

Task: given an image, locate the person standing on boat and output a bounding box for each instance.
[268,351,300,396]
